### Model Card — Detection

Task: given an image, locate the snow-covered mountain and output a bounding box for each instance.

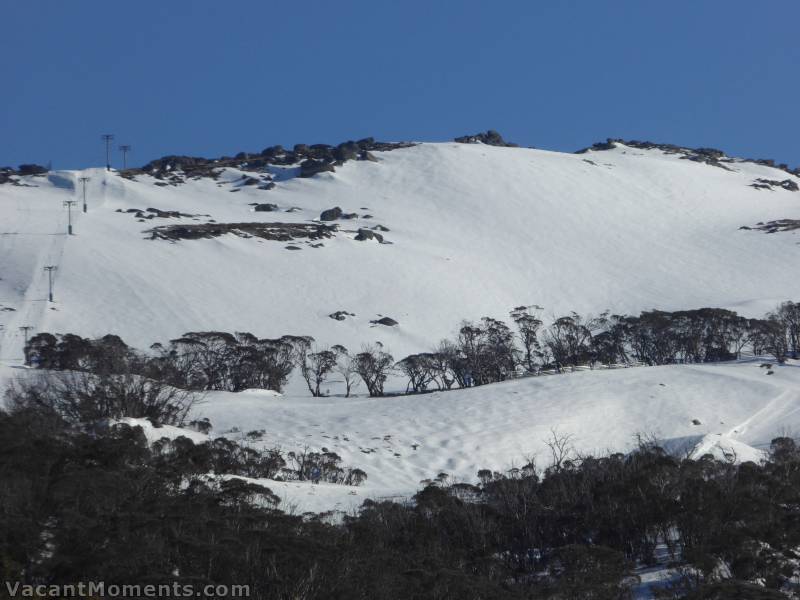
[2,136,800,516]
[1,139,798,363]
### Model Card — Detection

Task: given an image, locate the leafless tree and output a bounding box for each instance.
[544,428,575,473]
[298,345,338,396]
[354,343,394,397]
[333,346,360,397]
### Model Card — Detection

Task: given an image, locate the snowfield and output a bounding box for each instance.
[1,141,798,361]
[168,359,799,514]
[2,140,800,513]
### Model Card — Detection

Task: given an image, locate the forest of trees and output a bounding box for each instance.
[22,301,800,397]
[4,300,800,597]
[2,391,800,599]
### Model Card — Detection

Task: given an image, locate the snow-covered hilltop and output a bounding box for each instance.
[3,133,800,522]
[1,135,798,363]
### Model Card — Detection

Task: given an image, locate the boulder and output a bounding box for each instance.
[320,207,343,221]
[370,316,398,326]
[261,145,284,157]
[334,141,360,161]
[254,203,279,212]
[360,151,378,162]
[357,137,375,148]
[300,159,336,178]
[17,163,48,176]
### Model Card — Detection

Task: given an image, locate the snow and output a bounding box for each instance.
[2,141,800,517]
[186,359,800,514]
[1,142,798,366]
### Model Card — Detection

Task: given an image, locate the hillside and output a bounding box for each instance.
[179,359,800,514]
[1,139,799,366]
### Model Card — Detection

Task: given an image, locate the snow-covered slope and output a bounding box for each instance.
[3,139,800,514]
[189,359,800,513]
[1,141,799,364]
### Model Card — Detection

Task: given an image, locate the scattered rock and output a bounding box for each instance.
[454,130,517,147]
[742,219,800,234]
[575,138,800,177]
[750,178,799,192]
[354,228,383,242]
[254,203,279,212]
[17,164,48,176]
[285,245,302,251]
[329,310,355,321]
[146,221,338,242]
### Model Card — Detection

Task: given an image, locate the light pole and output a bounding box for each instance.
[102,134,115,170]
[44,266,57,302]
[19,326,32,364]
[63,200,76,235]
[79,176,90,213]
[119,145,131,169]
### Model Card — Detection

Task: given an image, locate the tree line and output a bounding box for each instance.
[23,301,799,398]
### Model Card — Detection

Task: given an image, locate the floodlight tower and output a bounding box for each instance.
[119,145,131,169]
[63,200,77,235]
[79,176,90,213]
[43,266,57,302]
[101,134,115,170]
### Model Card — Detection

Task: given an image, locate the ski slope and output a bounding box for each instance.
[169,359,800,514]
[1,141,799,366]
[2,139,800,515]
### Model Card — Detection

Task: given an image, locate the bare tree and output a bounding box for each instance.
[354,343,394,397]
[544,428,575,473]
[333,346,359,397]
[6,370,198,427]
[299,346,338,397]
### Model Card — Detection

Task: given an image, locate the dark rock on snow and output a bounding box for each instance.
[329,310,355,321]
[320,207,343,221]
[354,228,383,242]
[454,130,517,147]
[300,159,336,178]
[370,316,398,327]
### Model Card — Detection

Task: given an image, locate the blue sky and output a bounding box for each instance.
[2,0,798,170]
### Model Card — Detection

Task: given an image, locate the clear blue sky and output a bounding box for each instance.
[2,0,798,170]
